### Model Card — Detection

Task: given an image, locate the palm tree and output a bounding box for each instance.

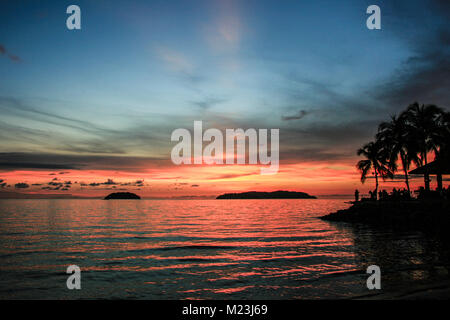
[434,111,450,190]
[435,111,450,159]
[357,141,393,200]
[376,114,417,194]
[403,102,444,190]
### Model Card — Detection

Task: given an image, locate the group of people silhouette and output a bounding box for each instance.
[353,186,450,202]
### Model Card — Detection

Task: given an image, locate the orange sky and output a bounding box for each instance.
[1,159,444,199]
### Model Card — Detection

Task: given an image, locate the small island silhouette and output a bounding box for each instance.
[216,190,316,199]
[104,192,141,200]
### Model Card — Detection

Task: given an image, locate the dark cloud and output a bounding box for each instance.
[0,162,78,170]
[191,184,199,187]
[8,54,21,62]
[0,152,165,172]
[15,183,29,189]
[282,110,309,121]
[372,1,450,110]
[114,180,144,187]
[375,31,450,109]
[280,119,380,153]
[280,147,351,163]
[102,179,117,185]
[0,44,21,62]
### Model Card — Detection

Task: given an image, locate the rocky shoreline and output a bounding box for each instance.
[320,200,450,234]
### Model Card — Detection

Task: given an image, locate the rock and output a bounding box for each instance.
[216,190,316,199]
[104,192,141,200]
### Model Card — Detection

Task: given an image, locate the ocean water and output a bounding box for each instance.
[0,199,449,299]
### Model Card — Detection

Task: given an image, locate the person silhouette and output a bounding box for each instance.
[354,189,360,202]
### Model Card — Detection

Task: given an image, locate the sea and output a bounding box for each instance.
[0,199,449,299]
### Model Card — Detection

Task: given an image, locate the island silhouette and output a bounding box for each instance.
[216,190,316,199]
[104,192,141,200]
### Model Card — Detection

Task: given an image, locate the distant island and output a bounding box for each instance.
[104,192,141,200]
[216,190,317,199]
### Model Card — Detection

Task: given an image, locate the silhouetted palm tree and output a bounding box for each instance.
[435,111,450,159]
[376,114,417,194]
[357,141,393,200]
[403,102,444,190]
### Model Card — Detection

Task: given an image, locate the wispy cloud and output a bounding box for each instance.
[155,45,193,74]
[190,96,228,111]
[282,110,309,121]
[205,0,242,53]
[0,44,21,62]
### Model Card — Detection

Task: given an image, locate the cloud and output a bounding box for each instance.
[102,179,116,185]
[0,161,79,170]
[282,110,309,121]
[372,1,450,110]
[0,152,165,172]
[154,46,205,84]
[0,44,21,62]
[8,54,21,62]
[89,183,101,187]
[79,179,144,189]
[191,96,228,111]
[154,45,207,87]
[205,0,242,52]
[0,96,185,157]
[375,30,450,109]
[155,46,193,73]
[42,180,70,190]
[210,171,259,180]
[15,183,29,189]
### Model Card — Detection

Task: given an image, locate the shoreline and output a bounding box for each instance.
[351,280,450,300]
[322,199,450,300]
[320,199,450,235]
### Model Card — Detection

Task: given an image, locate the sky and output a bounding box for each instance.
[0,0,449,198]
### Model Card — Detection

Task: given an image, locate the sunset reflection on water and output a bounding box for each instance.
[0,199,447,299]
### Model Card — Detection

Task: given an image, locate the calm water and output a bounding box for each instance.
[0,199,449,299]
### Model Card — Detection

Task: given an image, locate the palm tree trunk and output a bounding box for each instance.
[423,152,430,191]
[375,171,379,200]
[437,174,443,191]
[403,167,410,194]
[400,154,410,194]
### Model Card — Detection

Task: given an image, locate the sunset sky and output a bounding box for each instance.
[1,0,449,198]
